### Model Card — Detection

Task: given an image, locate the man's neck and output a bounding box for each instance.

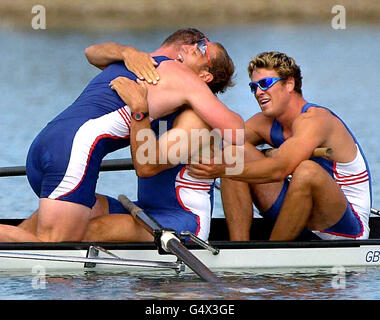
[276,94,307,130]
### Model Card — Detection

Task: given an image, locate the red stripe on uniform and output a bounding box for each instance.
[320,203,364,238]
[175,186,192,212]
[333,162,367,179]
[175,180,211,190]
[120,107,132,121]
[175,186,201,238]
[57,134,130,199]
[178,166,212,186]
[117,110,130,130]
[335,172,368,182]
[337,178,369,186]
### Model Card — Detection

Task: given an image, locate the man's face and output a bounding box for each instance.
[251,68,289,117]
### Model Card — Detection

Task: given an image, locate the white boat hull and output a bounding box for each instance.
[0,241,379,273]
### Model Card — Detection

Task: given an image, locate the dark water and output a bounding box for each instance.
[0,266,379,300]
[1,22,380,300]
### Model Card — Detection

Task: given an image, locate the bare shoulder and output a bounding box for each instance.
[298,106,332,120]
[157,60,201,84]
[293,107,334,137]
[173,107,210,130]
[246,112,273,126]
[246,112,273,133]
[245,112,273,145]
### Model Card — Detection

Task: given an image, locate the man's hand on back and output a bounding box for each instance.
[122,47,159,85]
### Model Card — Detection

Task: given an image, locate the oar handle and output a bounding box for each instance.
[0,158,135,177]
[265,147,333,158]
[118,194,141,217]
[312,147,333,157]
[118,195,163,236]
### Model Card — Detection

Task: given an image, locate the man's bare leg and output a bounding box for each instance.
[270,160,348,241]
[36,198,91,242]
[221,144,284,241]
[0,200,91,242]
[0,224,41,242]
[18,209,39,234]
[221,178,253,241]
[18,194,109,237]
[82,214,153,242]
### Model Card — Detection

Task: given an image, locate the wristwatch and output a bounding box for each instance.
[131,111,149,121]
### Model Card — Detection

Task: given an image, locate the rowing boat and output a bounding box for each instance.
[0,217,379,273]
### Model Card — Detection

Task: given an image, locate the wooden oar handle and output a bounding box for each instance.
[264,147,333,158]
[118,194,140,217]
[312,147,333,157]
[118,194,163,236]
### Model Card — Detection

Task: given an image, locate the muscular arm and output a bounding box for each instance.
[188,108,332,182]
[85,42,132,69]
[84,42,159,82]
[185,84,244,145]
[86,42,244,142]
[110,76,212,177]
[244,113,272,146]
[131,109,212,178]
[150,61,245,145]
[230,110,330,183]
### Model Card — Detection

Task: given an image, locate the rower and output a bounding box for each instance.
[82,77,220,243]
[188,51,372,242]
[0,28,242,243]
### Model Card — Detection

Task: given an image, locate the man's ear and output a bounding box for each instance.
[285,77,295,92]
[199,70,214,83]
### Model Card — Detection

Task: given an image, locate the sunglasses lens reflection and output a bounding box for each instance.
[197,40,207,56]
[259,78,272,89]
[249,83,258,93]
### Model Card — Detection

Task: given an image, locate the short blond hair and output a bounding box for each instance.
[248,52,303,95]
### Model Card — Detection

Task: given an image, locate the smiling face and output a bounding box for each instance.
[168,39,235,94]
[251,68,292,118]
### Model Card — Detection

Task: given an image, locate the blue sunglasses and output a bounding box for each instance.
[249,77,284,94]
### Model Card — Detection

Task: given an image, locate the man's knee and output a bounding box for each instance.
[291,160,323,187]
[85,216,105,236]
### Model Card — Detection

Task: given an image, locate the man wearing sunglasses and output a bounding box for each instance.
[0,28,243,243]
[189,51,372,242]
[82,76,218,243]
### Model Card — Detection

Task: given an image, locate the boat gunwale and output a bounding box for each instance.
[0,238,379,252]
[0,217,378,252]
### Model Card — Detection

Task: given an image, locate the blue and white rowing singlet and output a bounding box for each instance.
[134,111,215,241]
[107,110,215,241]
[26,56,171,208]
[267,103,372,239]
